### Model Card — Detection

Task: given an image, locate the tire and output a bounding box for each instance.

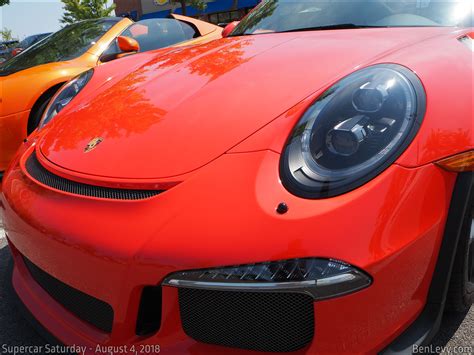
[27,96,52,135]
[27,83,65,135]
[446,186,474,313]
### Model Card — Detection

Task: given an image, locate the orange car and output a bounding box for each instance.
[0,15,221,179]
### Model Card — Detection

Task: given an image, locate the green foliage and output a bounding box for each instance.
[170,0,207,16]
[0,27,13,41]
[0,0,9,6]
[234,1,277,33]
[61,0,116,25]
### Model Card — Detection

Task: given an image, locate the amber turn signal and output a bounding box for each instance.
[436,150,474,172]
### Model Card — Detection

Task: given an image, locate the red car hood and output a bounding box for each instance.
[39,28,450,180]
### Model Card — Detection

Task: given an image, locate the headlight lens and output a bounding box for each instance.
[39,69,94,129]
[163,258,371,300]
[281,64,426,199]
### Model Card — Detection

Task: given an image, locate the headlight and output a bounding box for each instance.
[280,64,426,199]
[39,69,94,129]
[163,258,371,300]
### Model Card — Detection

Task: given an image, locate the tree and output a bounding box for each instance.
[0,28,13,41]
[170,0,206,16]
[61,0,116,25]
[235,1,276,32]
[0,0,9,6]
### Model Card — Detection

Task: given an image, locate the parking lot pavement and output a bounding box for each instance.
[0,224,472,354]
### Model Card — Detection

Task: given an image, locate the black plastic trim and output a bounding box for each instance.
[12,286,66,349]
[135,286,162,336]
[381,171,474,354]
[6,246,66,349]
[23,256,114,333]
[25,152,163,200]
[0,171,4,182]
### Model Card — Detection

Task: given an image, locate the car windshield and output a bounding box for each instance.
[232,0,474,36]
[0,19,119,76]
[18,35,37,48]
[19,33,50,49]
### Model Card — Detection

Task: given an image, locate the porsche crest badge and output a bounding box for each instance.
[84,137,104,153]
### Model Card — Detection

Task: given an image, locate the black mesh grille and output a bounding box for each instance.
[178,289,315,352]
[23,256,114,333]
[25,152,162,200]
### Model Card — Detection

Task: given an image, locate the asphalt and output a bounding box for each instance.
[0,225,472,354]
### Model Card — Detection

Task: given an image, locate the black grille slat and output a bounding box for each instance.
[23,256,114,333]
[178,289,315,352]
[25,152,162,200]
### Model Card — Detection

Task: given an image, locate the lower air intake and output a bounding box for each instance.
[178,288,314,352]
[23,256,114,333]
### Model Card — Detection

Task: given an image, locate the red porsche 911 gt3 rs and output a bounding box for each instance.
[1,1,473,354]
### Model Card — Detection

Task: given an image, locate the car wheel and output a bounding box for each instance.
[446,192,474,313]
[27,83,64,135]
[27,97,52,135]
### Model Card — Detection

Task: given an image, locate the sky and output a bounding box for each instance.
[0,0,115,40]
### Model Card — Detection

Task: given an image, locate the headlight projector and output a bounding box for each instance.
[281,64,426,199]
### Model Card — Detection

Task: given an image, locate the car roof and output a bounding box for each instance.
[75,17,123,24]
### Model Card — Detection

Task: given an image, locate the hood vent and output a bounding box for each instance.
[25,151,163,200]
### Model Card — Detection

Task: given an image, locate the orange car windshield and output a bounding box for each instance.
[0,18,119,76]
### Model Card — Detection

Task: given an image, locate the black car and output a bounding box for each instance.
[10,32,52,57]
[0,40,19,63]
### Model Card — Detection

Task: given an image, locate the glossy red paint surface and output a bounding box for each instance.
[0,25,472,354]
[37,27,473,182]
[2,148,456,353]
[0,16,221,174]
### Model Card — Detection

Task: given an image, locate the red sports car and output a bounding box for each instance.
[1,1,473,354]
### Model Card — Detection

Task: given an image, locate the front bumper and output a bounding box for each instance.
[1,149,456,354]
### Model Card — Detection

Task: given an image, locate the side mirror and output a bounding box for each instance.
[100,36,141,63]
[117,36,140,53]
[222,21,239,38]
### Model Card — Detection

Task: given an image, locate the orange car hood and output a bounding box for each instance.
[39,28,452,180]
